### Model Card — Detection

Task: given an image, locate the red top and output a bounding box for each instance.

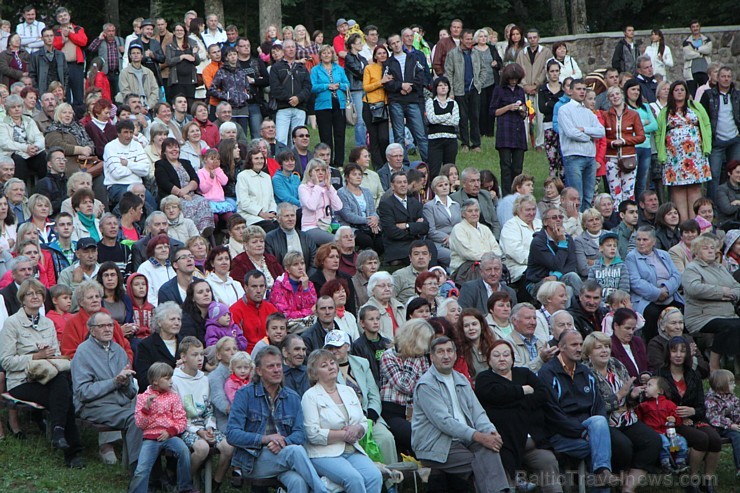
[53,25,88,64]
[231,297,279,352]
[386,305,399,334]
[61,307,133,362]
[333,34,346,67]
[636,394,682,434]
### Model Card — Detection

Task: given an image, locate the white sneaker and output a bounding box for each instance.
[321,476,343,493]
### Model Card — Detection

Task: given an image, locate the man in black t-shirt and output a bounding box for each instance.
[97,213,133,279]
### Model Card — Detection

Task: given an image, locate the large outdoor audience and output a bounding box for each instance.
[0,5,738,493]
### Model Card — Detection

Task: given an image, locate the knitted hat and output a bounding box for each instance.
[208,301,231,321]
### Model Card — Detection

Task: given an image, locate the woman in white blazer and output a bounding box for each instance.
[302,349,383,493]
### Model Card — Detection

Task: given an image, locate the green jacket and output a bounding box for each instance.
[656,100,711,163]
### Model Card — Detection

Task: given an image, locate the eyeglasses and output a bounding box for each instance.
[547,215,565,220]
[422,281,439,287]
[176,254,195,261]
[90,323,115,329]
[296,134,310,138]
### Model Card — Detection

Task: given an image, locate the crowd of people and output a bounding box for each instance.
[0,5,738,493]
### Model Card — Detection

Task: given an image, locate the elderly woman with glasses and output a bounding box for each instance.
[361,271,405,340]
[0,279,85,467]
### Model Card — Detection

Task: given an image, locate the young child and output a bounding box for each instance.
[588,232,630,301]
[429,266,459,299]
[47,284,74,342]
[705,369,740,477]
[636,376,690,473]
[197,148,236,224]
[130,362,195,493]
[251,312,288,357]
[205,301,249,350]
[126,273,154,352]
[601,289,645,336]
[224,351,253,404]
[353,305,394,386]
[171,337,233,490]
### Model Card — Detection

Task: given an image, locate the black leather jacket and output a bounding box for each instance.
[344,52,367,92]
[700,85,740,143]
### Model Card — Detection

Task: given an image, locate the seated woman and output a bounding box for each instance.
[96,261,135,331]
[440,163,461,193]
[179,121,208,171]
[500,194,542,288]
[657,336,723,491]
[310,243,357,316]
[363,272,406,340]
[70,188,101,242]
[668,219,700,273]
[352,146,383,207]
[0,94,46,181]
[154,137,216,236]
[302,349,383,493]
[61,171,105,220]
[230,225,283,294]
[180,279,214,346]
[0,279,84,467]
[609,308,649,380]
[320,278,359,341]
[204,246,244,307]
[133,302,183,391]
[6,235,55,289]
[269,251,317,321]
[136,234,176,307]
[625,226,684,343]
[379,318,434,455]
[299,159,343,246]
[449,198,503,280]
[646,307,708,376]
[186,236,210,276]
[45,102,100,187]
[487,291,514,340]
[534,280,568,342]
[475,339,565,493]
[582,332,661,491]
[336,163,382,253]
[716,159,740,230]
[422,175,461,267]
[594,193,620,230]
[236,147,278,233]
[414,271,444,317]
[682,234,740,372]
[352,250,379,308]
[453,308,497,381]
[160,195,198,244]
[26,193,55,245]
[272,150,302,209]
[655,202,681,252]
[574,208,604,278]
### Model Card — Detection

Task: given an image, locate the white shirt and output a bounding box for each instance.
[394,53,407,81]
[201,28,227,49]
[103,139,151,187]
[17,20,45,51]
[439,371,464,423]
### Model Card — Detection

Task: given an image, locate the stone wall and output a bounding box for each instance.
[540,26,740,84]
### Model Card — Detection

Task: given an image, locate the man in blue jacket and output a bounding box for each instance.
[227,346,327,493]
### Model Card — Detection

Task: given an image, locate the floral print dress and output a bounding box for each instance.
[662,108,711,186]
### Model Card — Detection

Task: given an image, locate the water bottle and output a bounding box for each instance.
[666,421,680,454]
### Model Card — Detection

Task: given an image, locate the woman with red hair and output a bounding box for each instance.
[414,270,444,316]
[320,278,358,340]
[454,308,497,380]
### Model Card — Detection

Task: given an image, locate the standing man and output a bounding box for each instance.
[136,19,165,87]
[701,66,740,202]
[445,29,483,153]
[116,44,160,112]
[682,20,713,97]
[411,336,510,493]
[236,38,269,139]
[202,14,227,50]
[402,28,431,86]
[87,23,125,96]
[432,19,463,77]
[29,28,68,95]
[17,6,45,53]
[223,25,239,50]
[384,34,428,163]
[360,25,379,62]
[203,43,223,117]
[270,40,312,146]
[595,68,620,111]
[333,19,349,67]
[227,345,328,493]
[154,18,173,93]
[290,126,312,176]
[517,29,552,148]
[635,56,658,103]
[558,79,605,211]
[52,7,87,108]
[611,25,639,75]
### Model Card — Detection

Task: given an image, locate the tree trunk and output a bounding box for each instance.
[103,0,120,28]
[204,0,225,28]
[570,0,588,34]
[550,0,569,35]
[511,0,529,20]
[259,0,282,37]
[150,0,162,20]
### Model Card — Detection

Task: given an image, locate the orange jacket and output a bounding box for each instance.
[61,308,133,362]
[203,61,222,107]
[601,106,646,158]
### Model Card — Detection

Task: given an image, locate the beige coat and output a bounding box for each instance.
[0,310,59,391]
[682,258,740,334]
[516,45,553,88]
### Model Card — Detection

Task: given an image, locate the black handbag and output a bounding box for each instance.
[368,102,389,123]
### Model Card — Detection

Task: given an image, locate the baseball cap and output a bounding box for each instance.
[336,18,348,28]
[599,231,618,245]
[77,237,98,250]
[324,330,351,348]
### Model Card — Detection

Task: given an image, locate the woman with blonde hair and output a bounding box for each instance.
[379,318,434,454]
[310,45,350,167]
[299,159,343,245]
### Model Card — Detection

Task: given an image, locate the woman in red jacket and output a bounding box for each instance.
[190,101,220,148]
[602,86,645,208]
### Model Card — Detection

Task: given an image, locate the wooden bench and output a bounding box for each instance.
[76,418,129,469]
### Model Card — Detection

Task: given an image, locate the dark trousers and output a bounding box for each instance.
[676,424,723,453]
[688,73,709,99]
[610,421,662,472]
[254,219,278,233]
[456,91,481,148]
[316,99,346,167]
[362,103,390,169]
[9,372,82,460]
[700,317,740,355]
[479,84,495,137]
[67,62,85,107]
[13,151,47,181]
[355,229,384,255]
[498,147,525,197]
[106,72,119,97]
[168,83,196,109]
[641,300,684,343]
[428,137,458,179]
[382,401,412,455]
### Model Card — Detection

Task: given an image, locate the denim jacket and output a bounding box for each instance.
[226,381,306,474]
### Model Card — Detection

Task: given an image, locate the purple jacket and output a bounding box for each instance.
[610,333,649,379]
[205,320,249,350]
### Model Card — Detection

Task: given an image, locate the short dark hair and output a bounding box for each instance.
[430,336,455,352]
[291,125,308,138]
[678,219,700,235]
[407,169,423,184]
[343,162,362,178]
[119,191,144,216]
[359,305,380,321]
[406,297,431,320]
[409,240,429,254]
[501,63,525,84]
[618,199,637,214]
[364,24,378,35]
[638,189,658,204]
[116,119,135,133]
[390,170,407,184]
[244,269,265,285]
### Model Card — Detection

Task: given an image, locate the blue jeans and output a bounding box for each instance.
[718,428,740,470]
[389,102,428,162]
[634,147,653,203]
[129,437,192,493]
[248,103,264,140]
[276,107,307,146]
[563,155,596,211]
[311,451,383,493]
[658,433,688,463]
[108,183,158,211]
[351,91,367,147]
[708,135,740,201]
[549,415,612,473]
[251,445,327,493]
